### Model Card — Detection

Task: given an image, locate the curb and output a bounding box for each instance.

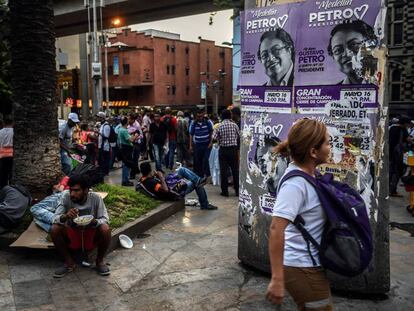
[0,200,185,252]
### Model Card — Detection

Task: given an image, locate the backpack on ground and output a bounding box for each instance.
[279,170,373,277]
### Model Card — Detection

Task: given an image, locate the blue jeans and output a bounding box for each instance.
[176,167,209,209]
[60,149,72,175]
[122,161,130,184]
[164,140,177,169]
[193,143,211,178]
[30,192,64,232]
[152,144,164,171]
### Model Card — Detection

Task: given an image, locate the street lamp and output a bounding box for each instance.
[200,70,227,115]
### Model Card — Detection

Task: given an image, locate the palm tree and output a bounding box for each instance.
[8,0,61,196]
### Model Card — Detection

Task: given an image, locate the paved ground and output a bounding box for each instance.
[0,168,413,310]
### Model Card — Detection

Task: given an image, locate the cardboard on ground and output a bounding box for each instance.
[10,192,108,249]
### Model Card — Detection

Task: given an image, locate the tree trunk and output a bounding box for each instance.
[9,0,61,196]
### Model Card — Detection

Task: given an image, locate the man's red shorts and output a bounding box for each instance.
[66,226,97,251]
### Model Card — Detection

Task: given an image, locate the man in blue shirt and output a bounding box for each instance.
[189,110,213,178]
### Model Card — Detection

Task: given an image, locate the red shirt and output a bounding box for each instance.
[160,115,177,141]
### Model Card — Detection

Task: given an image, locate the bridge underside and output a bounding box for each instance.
[54,0,234,37]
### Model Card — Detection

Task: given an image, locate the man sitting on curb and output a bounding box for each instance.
[138,162,218,210]
[51,174,111,278]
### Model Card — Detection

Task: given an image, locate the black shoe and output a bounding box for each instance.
[220,192,229,197]
[122,181,134,187]
[196,177,208,188]
[53,264,75,278]
[96,263,110,276]
[201,204,218,210]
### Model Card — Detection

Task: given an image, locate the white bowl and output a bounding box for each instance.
[119,234,133,249]
[73,215,94,226]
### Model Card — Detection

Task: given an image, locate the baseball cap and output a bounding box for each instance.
[96,111,106,119]
[68,113,80,123]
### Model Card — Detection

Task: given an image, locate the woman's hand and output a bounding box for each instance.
[266,278,284,305]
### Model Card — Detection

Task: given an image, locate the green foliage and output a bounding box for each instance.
[0,0,11,115]
[94,183,160,229]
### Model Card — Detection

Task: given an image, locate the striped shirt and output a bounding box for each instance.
[213,119,240,147]
[189,120,213,145]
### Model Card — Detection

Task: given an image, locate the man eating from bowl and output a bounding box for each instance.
[51,174,111,278]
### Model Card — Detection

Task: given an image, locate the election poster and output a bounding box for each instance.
[239,0,385,110]
[239,108,377,227]
[238,0,386,228]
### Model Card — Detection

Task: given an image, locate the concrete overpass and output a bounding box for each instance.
[54,0,237,37]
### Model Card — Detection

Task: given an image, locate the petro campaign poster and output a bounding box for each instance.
[239,0,386,224]
[239,0,385,113]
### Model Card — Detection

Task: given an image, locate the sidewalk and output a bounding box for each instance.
[0,168,413,310]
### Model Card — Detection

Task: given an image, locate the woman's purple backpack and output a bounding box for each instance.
[280,170,373,277]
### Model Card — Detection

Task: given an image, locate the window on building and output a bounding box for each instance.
[172,65,175,75]
[167,86,170,95]
[166,44,170,52]
[185,47,189,55]
[390,68,402,102]
[219,51,225,58]
[185,67,190,76]
[171,45,175,53]
[186,86,190,96]
[167,65,170,75]
[172,85,176,95]
[113,56,119,75]
[123,64,130,75]
[108,66,113,76]
[391,5,404,46]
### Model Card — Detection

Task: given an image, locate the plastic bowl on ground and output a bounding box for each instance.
[119,234,133,249]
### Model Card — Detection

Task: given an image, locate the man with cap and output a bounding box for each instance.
[59,113,80,175]
[97,112,112,176]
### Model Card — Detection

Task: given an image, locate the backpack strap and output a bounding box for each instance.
[278,169,321,267]
[293,215,320,266]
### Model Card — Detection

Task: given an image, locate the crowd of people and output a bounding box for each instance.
[3,108,411,310]
[57,106,241,197]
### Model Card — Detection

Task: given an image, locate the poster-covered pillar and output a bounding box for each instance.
[238,0,389,293]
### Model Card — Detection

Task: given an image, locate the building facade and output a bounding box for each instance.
[388,0,414,117]
[103,28,233,112]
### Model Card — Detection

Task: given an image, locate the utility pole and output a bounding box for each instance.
[91,0,102,115]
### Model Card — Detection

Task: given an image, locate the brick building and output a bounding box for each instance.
[388,0,414,117]
[103,28,233,112]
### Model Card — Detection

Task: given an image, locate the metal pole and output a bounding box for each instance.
[92,0,102,115]
[204,85,208,114]
[79,33,90,119]
[104,33,110,115]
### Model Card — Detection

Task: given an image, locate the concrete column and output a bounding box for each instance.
[238,0,390,294]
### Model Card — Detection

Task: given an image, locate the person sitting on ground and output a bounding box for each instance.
[137,162,218,210]
[0,185,31,234]
[51,174,111,278]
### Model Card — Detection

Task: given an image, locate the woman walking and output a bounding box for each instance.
[266,119,333,310]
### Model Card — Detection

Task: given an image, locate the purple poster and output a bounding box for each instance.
[239,1,384,111]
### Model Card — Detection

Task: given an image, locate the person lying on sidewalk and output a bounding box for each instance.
[51,174,111,278]
[137,161,218,210]
[30,177,70,232]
